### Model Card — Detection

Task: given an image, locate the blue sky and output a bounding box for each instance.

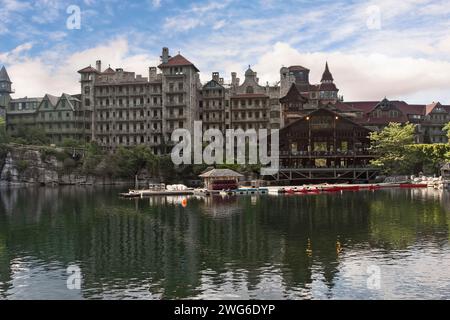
[1,0,450,103]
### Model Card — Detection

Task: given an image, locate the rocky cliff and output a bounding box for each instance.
[0,146,137,186]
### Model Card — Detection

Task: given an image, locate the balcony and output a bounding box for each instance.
[166,115,186,121]
[166,88,186,94]
[279,150,373,158]
[165,102,186,107]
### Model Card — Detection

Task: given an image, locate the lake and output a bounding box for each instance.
[0,187,449,299]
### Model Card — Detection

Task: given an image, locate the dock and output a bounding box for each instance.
[119,190,194,198]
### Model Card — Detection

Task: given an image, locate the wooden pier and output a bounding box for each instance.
[262,167,380,183]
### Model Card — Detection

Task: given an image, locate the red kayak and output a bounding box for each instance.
[400,184,427,188]
[322,187,342,192]
[341,186,360,191]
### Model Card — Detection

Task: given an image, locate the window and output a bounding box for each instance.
[84,86,90,95]
[246,86,254,94]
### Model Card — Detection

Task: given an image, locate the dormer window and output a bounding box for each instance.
[246,86,254,94]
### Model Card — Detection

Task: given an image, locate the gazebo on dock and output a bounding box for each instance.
[199,169,244,191]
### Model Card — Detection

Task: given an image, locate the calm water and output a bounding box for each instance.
[0,187,450,300]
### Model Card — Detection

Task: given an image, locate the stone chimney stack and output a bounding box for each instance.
[219,78,224,85]
[161,47,170,64]
[96,60,102,72]
[212,72,220,82]
[231,72,237,86]
[149,67,157,80]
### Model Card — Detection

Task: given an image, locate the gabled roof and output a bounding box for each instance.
[44,94,60,107]
[281,107,372,133]
[0,66,11,83]
[102,67,116,74]
[56,93,79,111]
[158,54,199,72]
[280,83,309,103]
[35,94,58,111]
[78,65,100,74]
[203,79,224,89]
[199,168,244,178]
[425,102,442,115]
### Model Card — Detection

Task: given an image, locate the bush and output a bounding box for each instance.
[16,159,29,173]
[40,147,70,162]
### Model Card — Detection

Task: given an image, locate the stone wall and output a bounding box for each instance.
[0,147,143,186]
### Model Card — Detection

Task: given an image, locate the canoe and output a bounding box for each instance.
[399,184,427,188]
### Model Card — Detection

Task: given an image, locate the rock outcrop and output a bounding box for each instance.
[0,146,139,186]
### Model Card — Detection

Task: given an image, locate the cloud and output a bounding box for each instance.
[163,0,233,33]
[3,38,159,97]
[252,42,450,103]
[1,0,450,105]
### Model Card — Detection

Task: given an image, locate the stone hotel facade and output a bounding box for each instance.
[1,47,450,153]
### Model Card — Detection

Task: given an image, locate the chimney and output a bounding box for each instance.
[212,72,220,82]
[231,72,237,86]
[219,78,224,85]
[161,47,170,64]
[149,67,157,80]
[236,78,240,86]
[96,60,102,72]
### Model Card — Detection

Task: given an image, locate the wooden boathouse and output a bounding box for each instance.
[263,107,379,184]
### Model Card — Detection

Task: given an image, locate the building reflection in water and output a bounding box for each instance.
[0,187,449,299]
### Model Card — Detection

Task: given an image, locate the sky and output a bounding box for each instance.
[0,0,450,104]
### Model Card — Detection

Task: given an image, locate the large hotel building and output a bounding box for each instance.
[1,47,450,156]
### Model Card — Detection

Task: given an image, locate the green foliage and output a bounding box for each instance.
[40,147,70,162]
[111,145,158,178]
[407,144,450,175]
[60,138,83,149]
[82,142,105,175]
[16,159,29,173]
[0,117,8,144]
[370,122,417,175]
[443,122,450,141]
[12,125,50,145]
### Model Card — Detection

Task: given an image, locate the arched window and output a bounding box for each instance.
[246,86,254,94]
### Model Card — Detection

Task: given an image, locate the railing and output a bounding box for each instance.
[280,150,373,157]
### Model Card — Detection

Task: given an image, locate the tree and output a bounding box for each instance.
[112,145,158,178]
[407,144,450,175]
[0,117,8,144]
[370,122,417,175]
[13,125,49,145]
[443,122,450,141]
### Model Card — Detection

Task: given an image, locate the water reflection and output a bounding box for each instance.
[0,187,449,299]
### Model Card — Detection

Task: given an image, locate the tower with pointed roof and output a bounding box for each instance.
[319,62,339,104]
[0,66,13,113]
